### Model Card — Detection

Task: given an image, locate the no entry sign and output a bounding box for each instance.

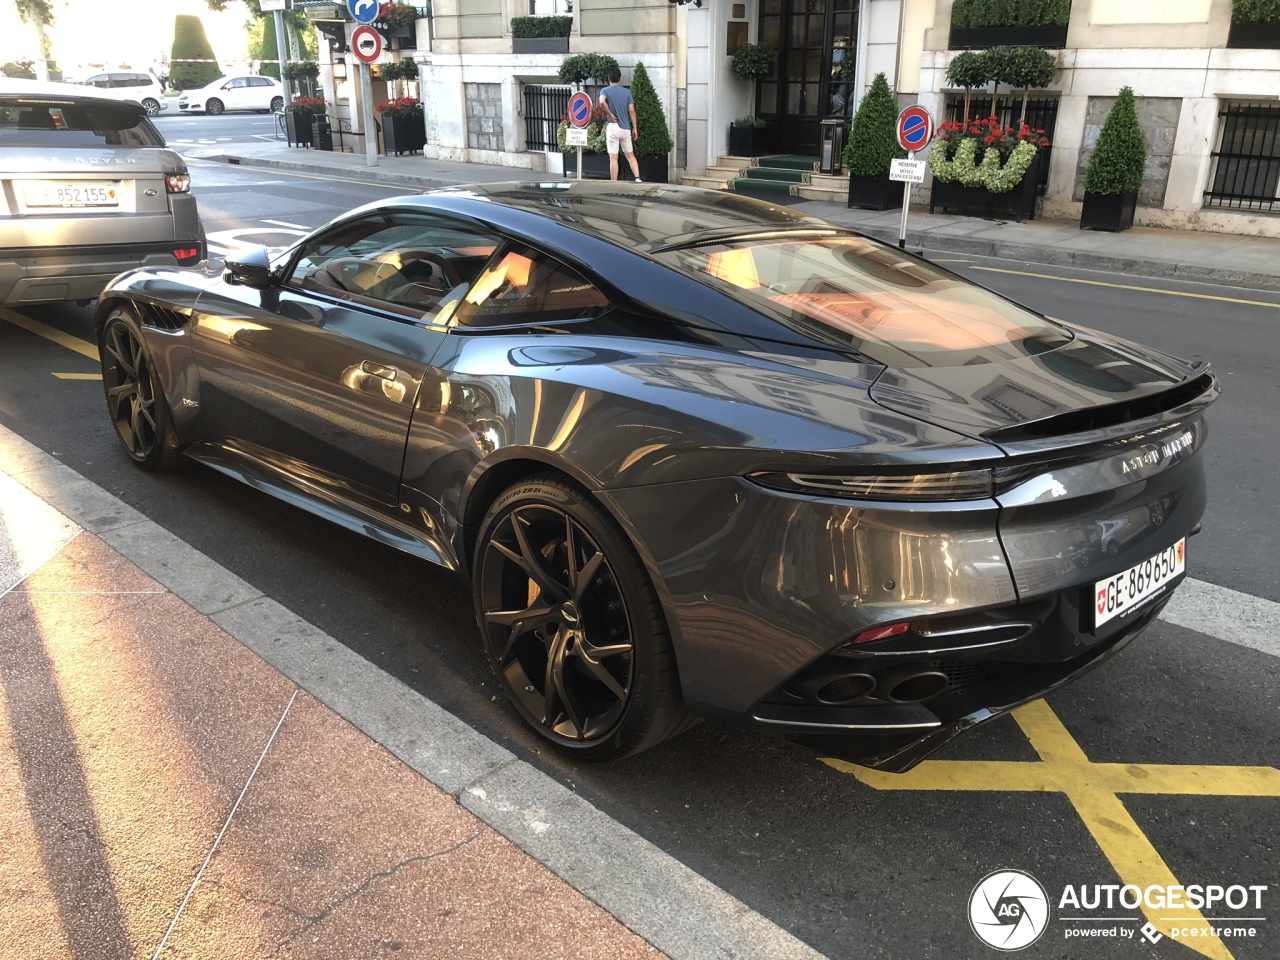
[896,105,933,152]
[568,92,593,128]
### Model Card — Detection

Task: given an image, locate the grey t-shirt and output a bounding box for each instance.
[600,85,634,130]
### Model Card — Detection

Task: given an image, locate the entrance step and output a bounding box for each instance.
[755,154,820,172]
[794,172,850,202]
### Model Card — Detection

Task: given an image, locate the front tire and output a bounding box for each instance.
[474,476,691,761]
[99,307,187,471]
[270,96,284,113]
[206,98,224,116]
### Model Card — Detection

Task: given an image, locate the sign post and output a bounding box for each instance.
[350,19,384,168]
[566,91,592,181]
[893,105,934,250]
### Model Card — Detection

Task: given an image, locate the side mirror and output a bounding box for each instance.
[224,246,276,289]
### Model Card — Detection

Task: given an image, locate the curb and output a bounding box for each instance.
[0,423,829,960]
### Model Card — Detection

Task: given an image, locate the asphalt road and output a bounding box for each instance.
[0,164,1275,960]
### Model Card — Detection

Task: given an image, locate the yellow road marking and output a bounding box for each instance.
[967,265,1280,310]
[825,700,1280,960]
[52,373,102,381]
[0,307,99,361]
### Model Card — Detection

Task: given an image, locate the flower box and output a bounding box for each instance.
[1080,190,1137,232]
[847,173,905,211]
[1226,21,1280,48]
[728,124,770,157]
[513,37,569,54]
[561,151,612,179]
[383,113,426,155]
[948,24,1068,50]
[929,154,1041,222]
[284,111,316,148]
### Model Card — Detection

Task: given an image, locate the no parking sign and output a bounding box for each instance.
[896,105,933,152]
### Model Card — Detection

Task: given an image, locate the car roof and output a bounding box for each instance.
[0,78,126,104]
[409,181,846,252]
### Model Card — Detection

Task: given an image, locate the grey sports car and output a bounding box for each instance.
[96,182,1216,770]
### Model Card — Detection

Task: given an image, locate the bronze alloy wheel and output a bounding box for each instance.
[475,478,690,759]
[100,309,186,471]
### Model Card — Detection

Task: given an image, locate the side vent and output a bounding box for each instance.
[135,300,189,331]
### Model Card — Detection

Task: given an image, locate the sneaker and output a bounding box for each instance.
[635,177,642,182]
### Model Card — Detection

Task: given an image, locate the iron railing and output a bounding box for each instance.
[1204,101,1280,212]
[523,83,572,152]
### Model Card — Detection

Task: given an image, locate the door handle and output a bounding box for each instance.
[361,360,397,381]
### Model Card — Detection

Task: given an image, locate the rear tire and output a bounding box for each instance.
[99,307,187,472]
[206,98,224,116]
[141,98,160,116]
[473,476,692,761]
[270,96,284,113]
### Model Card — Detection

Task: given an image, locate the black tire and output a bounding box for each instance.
[99,306,187,472]
[270,96,284,113]
[206,98,224,116]
[141,98,160,116]
[474,476,692,760]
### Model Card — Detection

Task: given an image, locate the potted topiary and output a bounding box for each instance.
[729,116,769,157]
[378,95,426,156]
[630,62,672,182]
[1229,0,1280,48]
[844,73,907,210]
[284,95,327,149]
[511,14,572,54]
[731,42,775,83]
[946,50,989,123]
[1080,86,1146,232]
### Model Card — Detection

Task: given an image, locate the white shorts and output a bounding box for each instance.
[606,122,633,155]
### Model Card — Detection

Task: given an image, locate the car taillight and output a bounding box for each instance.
[165,173,191,193]
[173,247,201,263]
[849,622,910,645]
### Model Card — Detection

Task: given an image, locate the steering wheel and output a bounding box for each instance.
[396,250,463,291]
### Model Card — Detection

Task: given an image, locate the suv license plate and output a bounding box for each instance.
[1094,539,1185,629]
[24,181,118,207]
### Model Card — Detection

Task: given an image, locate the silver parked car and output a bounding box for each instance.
[0,80,203,305]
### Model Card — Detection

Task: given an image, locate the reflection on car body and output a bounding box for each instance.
[94,181,1216,771]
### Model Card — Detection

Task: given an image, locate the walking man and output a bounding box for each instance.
[598,68,642,182]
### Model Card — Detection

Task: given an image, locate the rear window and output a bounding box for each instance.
[659,235,1071,367]
[0,97,164,148]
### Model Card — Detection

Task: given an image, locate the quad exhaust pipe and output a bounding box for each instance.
[879,667,948,704]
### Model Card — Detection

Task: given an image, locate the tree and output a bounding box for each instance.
[630,63,672,158]
[946,51,988,123]
[558,54,619,87]
[1005,46,1056,123]
[15,0,53,81]
[256,13,282,79]
[1084,87,1147,196]
[170,15,221,91]
[979,46,1017,121]
[843,73,905,176]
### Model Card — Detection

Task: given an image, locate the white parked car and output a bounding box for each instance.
[80,71,168,116]
[178,75,284,115]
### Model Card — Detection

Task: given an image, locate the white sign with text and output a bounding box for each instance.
[890,158,926,183]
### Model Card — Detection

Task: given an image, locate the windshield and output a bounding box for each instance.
[658,235,1072,367]
[0,97,163,148]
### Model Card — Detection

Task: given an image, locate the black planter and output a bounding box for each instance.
[513,36,570,54]
[929,156,1040,222]
[311,115,333,151]
[1226,21,1280,48]
[637,154,668,183]
[284,111,317,148]
[728,124,770,157]
[382,113,426,155]
[948,24,1068,50]
[561,151,612,179]
[1080,190,1137,232]
[847,173,905,211]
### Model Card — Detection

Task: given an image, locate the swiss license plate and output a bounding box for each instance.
[23,181,118,208]
[1094,539,1186,628]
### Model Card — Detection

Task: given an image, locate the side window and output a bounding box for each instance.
[87,75,110,88]
[249,77,273,87]
[286,213,500,320]
[451,244,611,328]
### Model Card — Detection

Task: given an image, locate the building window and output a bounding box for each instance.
[1203,101,1280,212]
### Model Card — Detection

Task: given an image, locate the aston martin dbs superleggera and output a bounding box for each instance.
[96,181,1216,770]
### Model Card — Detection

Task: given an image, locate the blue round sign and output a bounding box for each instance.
[347,0,380,25]
[897,105,933,151]
[568,92,593,128]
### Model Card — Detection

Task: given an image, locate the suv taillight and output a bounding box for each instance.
[165,173,191,193]
[173,246,202,263]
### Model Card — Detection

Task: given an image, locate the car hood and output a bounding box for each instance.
[868,325,1210,449]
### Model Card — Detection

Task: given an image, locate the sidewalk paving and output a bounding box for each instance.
[188,140,1280,292]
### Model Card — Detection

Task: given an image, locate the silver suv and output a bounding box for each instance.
[0,80,203,305]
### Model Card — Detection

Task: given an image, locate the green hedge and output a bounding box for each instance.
[558,53,617,85]
[1233,0,1280,23]
[631,62,672,157]
[1084,87,1147,196]
[951,0,1071,28]
[843,73,905,177]
[170,15,220,91]
[511,15,572,38]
